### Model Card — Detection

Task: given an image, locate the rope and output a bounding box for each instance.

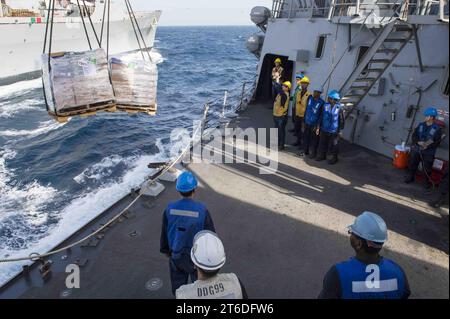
[0,105,210,264]
[99,0,107,47]
[125,0,153,63]
[124,0,145,61]
[76,0,92,50]
[418,148,436,191]
[81,0,101,48]
[106,0,110,59]
[324,16,341,95]
[42,0,53,54]
[47,0,55,70]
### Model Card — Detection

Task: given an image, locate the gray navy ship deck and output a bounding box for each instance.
[0,102,448,299]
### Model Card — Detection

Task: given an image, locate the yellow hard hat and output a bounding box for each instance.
[274,58,282,64]
[300,76,310,84]
[282,81,292,90]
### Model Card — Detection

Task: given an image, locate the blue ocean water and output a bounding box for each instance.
[0,26,258,285]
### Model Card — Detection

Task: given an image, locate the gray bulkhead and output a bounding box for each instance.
[254,0,449,160]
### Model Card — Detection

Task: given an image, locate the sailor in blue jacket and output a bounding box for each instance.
[319,211,411,299]
[404,107,443,187]
[316,90,345,165]
[160,171,216,295]
[302,87,325,158]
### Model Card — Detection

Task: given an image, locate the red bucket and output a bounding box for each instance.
[393,145,410,169]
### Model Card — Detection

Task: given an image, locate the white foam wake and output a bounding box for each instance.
[0,99,43,118]
[0,146,168,287]
[0,120,65,138]
[0,147,59,251]
[74,154,127,184]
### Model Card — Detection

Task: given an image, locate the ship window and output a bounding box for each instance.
[315,35,326,59]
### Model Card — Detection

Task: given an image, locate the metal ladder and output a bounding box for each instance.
[339,19,414,114]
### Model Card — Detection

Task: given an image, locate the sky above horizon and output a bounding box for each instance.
[133,0,273,26]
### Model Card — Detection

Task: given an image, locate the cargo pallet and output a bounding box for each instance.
[116,103,157,116]
[48,100,117,123]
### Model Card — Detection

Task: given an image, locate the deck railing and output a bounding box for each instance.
[270,0,448,20]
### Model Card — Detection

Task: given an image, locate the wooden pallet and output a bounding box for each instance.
[116,103,157,116]
[48,101,117,123]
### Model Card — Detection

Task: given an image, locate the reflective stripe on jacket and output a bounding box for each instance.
[336,257,407,299]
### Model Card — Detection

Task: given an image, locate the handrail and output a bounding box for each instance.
[0,78,256,265]
[0,104,209,264]
[322,0,405,89]
[321,10,375,88]
[439,0,449,21]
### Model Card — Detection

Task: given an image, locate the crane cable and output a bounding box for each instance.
[75,0,93,50]
[80,0,101,48]
[124,0,146,61]
[125,0,153,63]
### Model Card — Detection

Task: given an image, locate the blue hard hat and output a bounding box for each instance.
[424,107,438,117]
[176,171,198,193]
[348,211,388,243]
[295,73,304,79]
[328,90,341,100]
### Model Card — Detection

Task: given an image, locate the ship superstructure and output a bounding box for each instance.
[0,0,161,85]
[248,0,449,160]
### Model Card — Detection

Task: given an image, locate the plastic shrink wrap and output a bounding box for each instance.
[42,49,115,118]
[109,57,158,114]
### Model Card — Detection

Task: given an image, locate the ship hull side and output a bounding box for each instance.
[0,11,161,85]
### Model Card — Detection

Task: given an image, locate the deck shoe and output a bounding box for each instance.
[429,194,447,208]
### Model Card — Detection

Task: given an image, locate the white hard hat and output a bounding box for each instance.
[348,211,388,244]
[191,231,226,272]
